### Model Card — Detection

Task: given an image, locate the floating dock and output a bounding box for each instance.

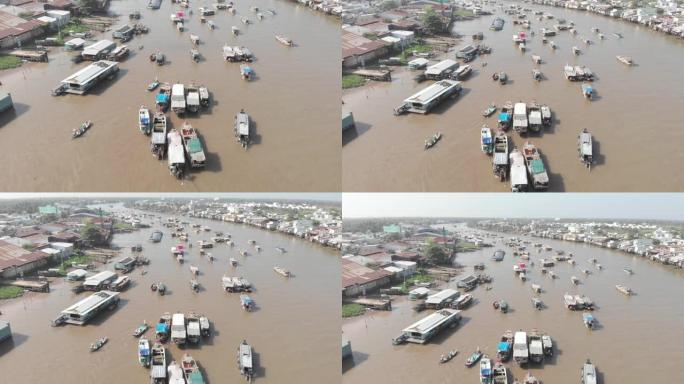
[401,309,462,344]
[9,50,47,62]
[350,69,391,81]
[347,297,391,310]
[60,290,120,325]
[403,80,462,114]
[60,60,119,95]
[8,279,49,292]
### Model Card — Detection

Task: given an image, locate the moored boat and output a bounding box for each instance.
[492,362,508,384]
[480,356,493,384]
[481,126,493,155]
[492,133,509,181]
[181,122,207,168]
[522,142,549,191]
[583,312,595,329]
[167,129,186,179]
[182,354,205,384]
[139,106,151,135]
[151,112,167,159]
[150,343,167,384]
[139,337,151,367]
[148,78,160,91]
[168,360,185,384]
[509,148,529,192]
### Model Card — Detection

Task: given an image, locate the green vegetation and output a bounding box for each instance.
[378,0,399,11]
[0,55,22,71]
[0,286,25,300]
[63,19,91,35]
[56,253,91,275]
[81,223,107,245]
[454,9,476,18]
[342,303,366,318]
[400,272,434,292]
[425,240,450,264]
[342,74,366,89]
[398,42,433,62]
[114,222,135,231]
[455,241,480,252]
[421,6,446,35]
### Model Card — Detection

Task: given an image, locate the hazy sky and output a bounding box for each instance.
[0,193,341,202]
[343,193,684,220]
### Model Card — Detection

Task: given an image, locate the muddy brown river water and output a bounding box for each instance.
[342,5,684,192]
[0,0,340,191]
[0,209,340,383]
[342,228,684,383]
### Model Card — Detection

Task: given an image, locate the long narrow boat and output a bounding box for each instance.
[138,337,151,367]
[182,354,206,384]
[522,142,549,191]
[577,128,593,169]
[616,55,633,66]
[492,362,508,384]
[167,129,186,179]
[582,359,598,384]
[151,112,167,159]
[275,35,293,46]
[139,106,151,135]
[234,109,251,149]
[481,126,493,155]
[238,340,254,381]
[150,343,167,384]
[480,356,493,384]
[168,360,185,384]
[492,133,509,181]
[274,266,291,277]
[615,284,633,295]
[181,122,207,168]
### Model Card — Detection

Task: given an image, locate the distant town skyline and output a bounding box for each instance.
[343,194,684,221]
[0,193,341,203]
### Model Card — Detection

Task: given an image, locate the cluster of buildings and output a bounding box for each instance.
[476,219,684,269]
[341,1,452,69]
[0,0,75,49]
[341,223,458,297]
[0,203,112,279]
[130,199,342,248]
[529,0,684,38]
[285,0,343,17]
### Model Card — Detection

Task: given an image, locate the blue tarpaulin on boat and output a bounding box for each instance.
[497,342,510,352]
[156,323,168,333]
[498,112,510,121]
[156,94,169,104]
